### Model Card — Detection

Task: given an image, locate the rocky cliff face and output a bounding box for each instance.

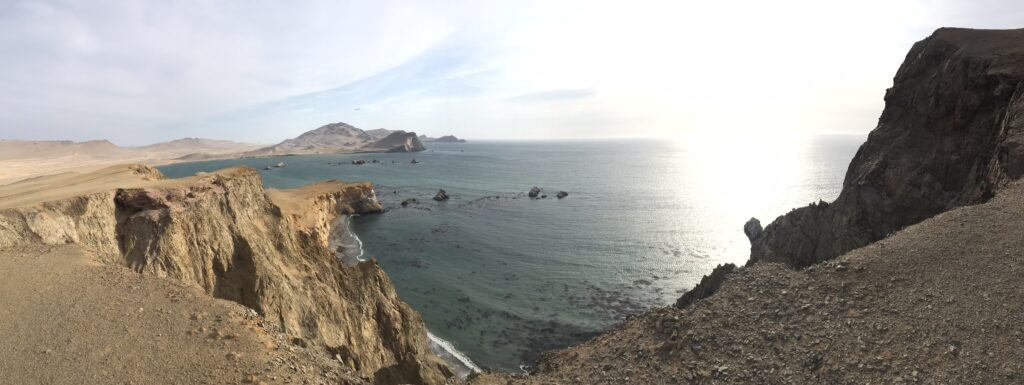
[0,166,451,384]
[247,123,426,156]
[369,131,426,153]
[749,28,1024,268]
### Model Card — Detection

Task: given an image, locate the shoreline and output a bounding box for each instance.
[330,212,482,379]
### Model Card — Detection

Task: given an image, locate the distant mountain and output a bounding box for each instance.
[0,139,130,160]
[247,122,425,156]
[134,138,264,158]
[0,137,264,164]
[433,135,466,143]
[419,134,467,143]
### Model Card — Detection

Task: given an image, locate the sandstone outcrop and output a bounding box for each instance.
[750,28,1024,268]
[0,165,451,384]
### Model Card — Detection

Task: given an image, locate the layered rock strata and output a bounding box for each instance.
[0,165,451,384]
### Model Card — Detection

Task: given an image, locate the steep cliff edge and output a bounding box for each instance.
[750,28,1024,267]
[0,165,452,384]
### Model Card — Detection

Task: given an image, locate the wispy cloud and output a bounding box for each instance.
[506,89,596,103]
[1,0,1023,143]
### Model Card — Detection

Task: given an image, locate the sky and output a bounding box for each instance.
[0,0,1021,145]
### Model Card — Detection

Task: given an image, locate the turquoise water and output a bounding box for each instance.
[158,135,863,372]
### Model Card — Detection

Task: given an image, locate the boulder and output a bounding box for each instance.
[528,187,541,198]
[433,189,450,201]
[556,191,569,199]
[743,217,762,242]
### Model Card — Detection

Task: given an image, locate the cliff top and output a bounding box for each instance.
[0,164,165,209]
[931,27,1024,57]
[268,180,368,214]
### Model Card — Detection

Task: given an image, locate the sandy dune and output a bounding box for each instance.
[0,138,265,185]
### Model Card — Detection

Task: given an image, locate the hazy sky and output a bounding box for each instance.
[0,0,1021,144]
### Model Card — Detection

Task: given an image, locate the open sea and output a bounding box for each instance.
[158,135,864,373]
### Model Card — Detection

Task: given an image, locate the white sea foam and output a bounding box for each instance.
[428,331,481,379]
[329,215,366,266]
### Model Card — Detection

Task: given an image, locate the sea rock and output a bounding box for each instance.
[433,189,450,201]
[743,218,762,242]
[528,187,542,198]
[557,191,569,199]
[751,28,1024,268]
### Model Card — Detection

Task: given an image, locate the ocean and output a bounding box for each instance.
[158,135,864,373]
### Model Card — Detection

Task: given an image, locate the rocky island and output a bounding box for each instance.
[245,122,426,156]
[420,135,467,143]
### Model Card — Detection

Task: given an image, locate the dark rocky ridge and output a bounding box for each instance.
[750,27,1024,268]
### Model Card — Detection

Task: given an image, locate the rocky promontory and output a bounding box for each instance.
[750,28,1024,268]
[0,164,451,384]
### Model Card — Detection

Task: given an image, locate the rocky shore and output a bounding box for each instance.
[470,27,1024,384]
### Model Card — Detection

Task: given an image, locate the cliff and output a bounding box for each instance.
[749,28,1024,267]
[0,165,451,384]
[366,131,426,153]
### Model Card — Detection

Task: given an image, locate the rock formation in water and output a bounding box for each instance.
[367,131,427,153]
[748,28,1024,268]
[556,191,569,199]
[0,165,452,384]
[418,134,466,143]
[247,122,425,156]
[433,135,467,143]
[528,186,541,198]
[433,189,450,201]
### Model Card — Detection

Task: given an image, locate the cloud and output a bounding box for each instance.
[1,0,1023,143]
[506,89,596,103]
